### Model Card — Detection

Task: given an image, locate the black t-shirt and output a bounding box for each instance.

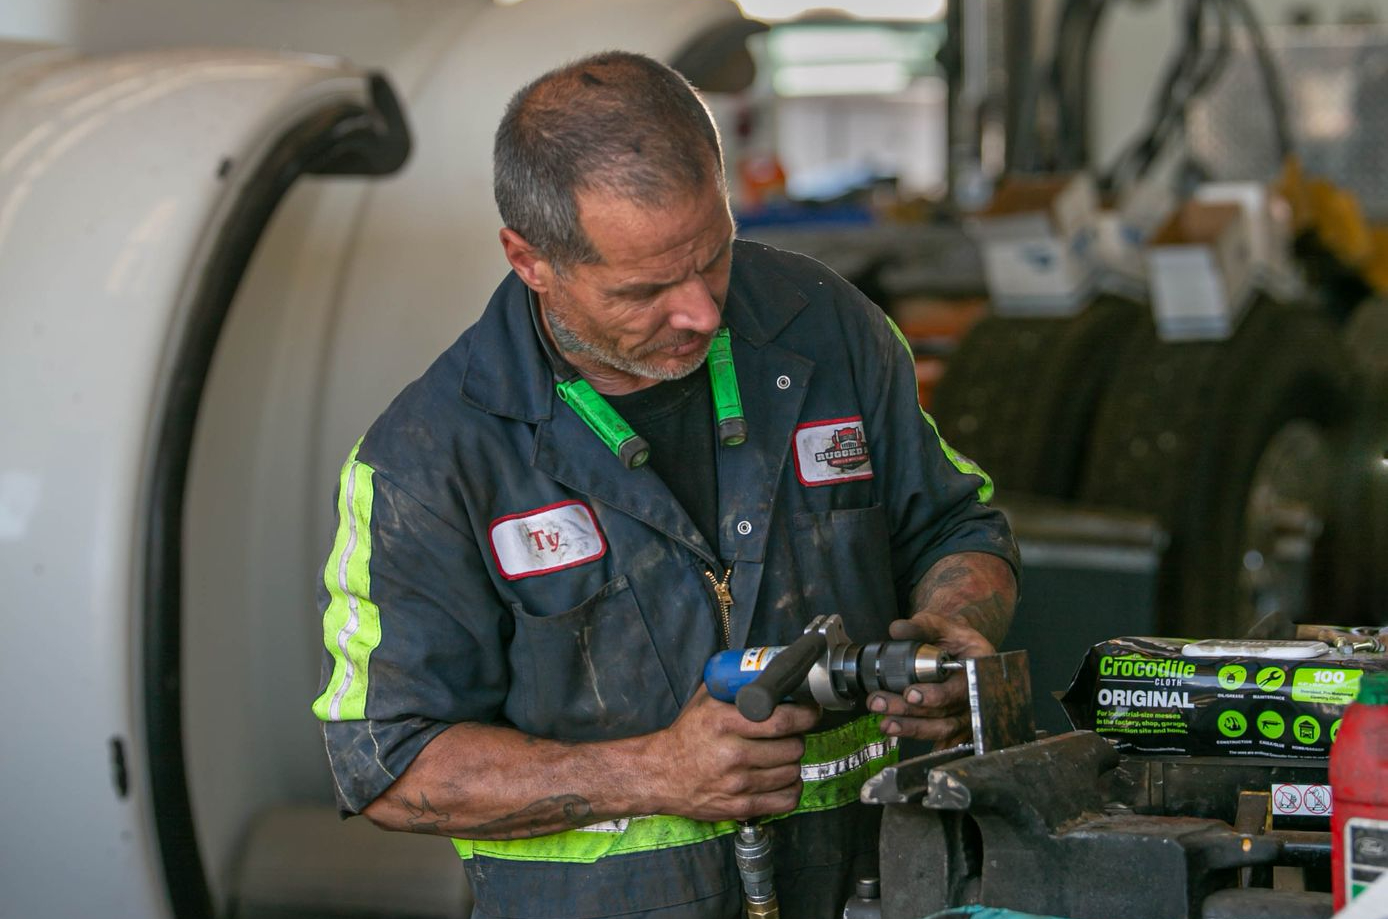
[606,364,720,552]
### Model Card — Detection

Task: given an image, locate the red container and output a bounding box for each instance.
[1330,671,1388,909]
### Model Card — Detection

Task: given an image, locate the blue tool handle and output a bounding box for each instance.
[705,647,785,703]
[736,630,828,722]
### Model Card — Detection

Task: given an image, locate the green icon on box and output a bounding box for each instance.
[1218,710,1248,738]
[1293,716,1321,744]
[1218,665,1248,691]
[1331,718,1342,743]
[1255,667,1286,692]
[1257,710,1285,740]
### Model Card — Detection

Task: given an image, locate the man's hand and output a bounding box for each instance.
[649,685,818,822]
[868,552,1017,745]
[868,613,992,746]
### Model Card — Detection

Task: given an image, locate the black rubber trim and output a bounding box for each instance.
[309,73,411,176]
[142,71,410,919]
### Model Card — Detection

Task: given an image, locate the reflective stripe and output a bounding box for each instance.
[452,814,737,864]
[575,819,632,834]
[784,715,898,813]
[312,443,383,722]
[921,409,994,504]
[452,715,896,864]
[801,738,895,782]
[884,314,995,504]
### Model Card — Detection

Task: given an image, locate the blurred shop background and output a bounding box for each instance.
[4,2,1388,917]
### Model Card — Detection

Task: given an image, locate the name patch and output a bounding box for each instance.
[489,500,607,580]
[793,417,874,487]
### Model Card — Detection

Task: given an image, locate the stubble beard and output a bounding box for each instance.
[545,297,711,382]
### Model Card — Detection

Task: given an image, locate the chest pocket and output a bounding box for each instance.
[791,504,898,639]
[509,575,679,742]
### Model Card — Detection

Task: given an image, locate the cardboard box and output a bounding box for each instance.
[967,174,1099,317]
[1145,200,1254,341]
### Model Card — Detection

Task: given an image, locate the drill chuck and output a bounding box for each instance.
[832,640,963,697]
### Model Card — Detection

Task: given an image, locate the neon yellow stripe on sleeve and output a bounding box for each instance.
[312,442,384,722]
[884,314,995,504]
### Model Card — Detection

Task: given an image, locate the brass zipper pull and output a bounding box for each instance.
[703,566,734,650]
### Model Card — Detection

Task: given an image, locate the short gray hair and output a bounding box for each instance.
[493,51,726,270]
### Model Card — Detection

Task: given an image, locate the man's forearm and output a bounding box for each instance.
[363,722,661,839]
[909,552,1017,647]
[361,688,815,839]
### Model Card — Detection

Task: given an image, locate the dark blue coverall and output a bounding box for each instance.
[314,239,1019,918]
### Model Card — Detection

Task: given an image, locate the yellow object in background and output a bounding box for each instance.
[1308,178,1371,268]
[1277,154,1388,294]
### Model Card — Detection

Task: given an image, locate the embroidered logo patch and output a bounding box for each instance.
[488,500,607,580]
[793,417,874,487]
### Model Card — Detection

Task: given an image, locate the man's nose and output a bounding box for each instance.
[665,276,722,335]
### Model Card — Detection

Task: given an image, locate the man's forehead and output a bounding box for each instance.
[575,183,732,270]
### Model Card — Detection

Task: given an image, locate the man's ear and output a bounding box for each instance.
[499,228,554,293]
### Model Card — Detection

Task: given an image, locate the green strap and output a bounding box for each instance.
[884,314,995,504]
[555,377,650,468]
[452,715,897,864]
[312,442,384,722]
[707,327,748,445]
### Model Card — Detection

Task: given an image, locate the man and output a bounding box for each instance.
[314,51,1018,918]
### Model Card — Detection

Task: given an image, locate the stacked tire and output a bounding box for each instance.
[1078,300,1352,637]
[933,294,1357,638]
[931,295,1146,502]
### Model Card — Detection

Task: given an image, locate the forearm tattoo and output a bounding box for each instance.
[400,792,452,833]
[910,555,1016,647]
